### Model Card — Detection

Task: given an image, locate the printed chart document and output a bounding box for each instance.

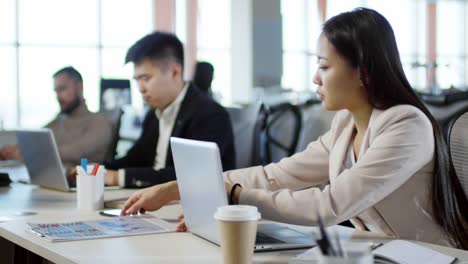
[26,214,174,242]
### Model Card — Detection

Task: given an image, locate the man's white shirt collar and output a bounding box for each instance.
[155,82,189,121]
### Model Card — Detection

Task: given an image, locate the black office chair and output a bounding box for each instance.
[260,103,302,164]
[192,61,214,96]
[296,103,335,152]
[447,107,468,197]
[98,108,124,161]
[226,102,263,169]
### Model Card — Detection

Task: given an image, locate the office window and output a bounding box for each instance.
[281,1,325,91]
[327,0,365,18]
[326,0,428,90]
[175,0,188,45]
[437,1,466,90]
[101,0,152,112]
[101,0,153,48]
[466,3,468,88]
[0,0,15,44]
[19,0,98,46]
[365,0,427,90]
[1,0,153,129]
[19,47,99,128]
[281,0,307,91]
[101,48,129,78]
[0,48,17,129]
[197,0,231,101]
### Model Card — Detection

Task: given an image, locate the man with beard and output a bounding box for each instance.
[0,67,112,176]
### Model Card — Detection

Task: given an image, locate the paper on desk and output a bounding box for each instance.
[27,214,174,242]
[373,240,456,264]
[288,246,322,264]
[290,240,457,264]
[0,216,13,222]
[288,242,375,264]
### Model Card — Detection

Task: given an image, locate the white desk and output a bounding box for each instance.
[1,183,468,264]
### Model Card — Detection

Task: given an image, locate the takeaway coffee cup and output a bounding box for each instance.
[214,205,261,264]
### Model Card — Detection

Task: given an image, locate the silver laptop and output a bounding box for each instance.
[170,137,315,252]
[16,129,71,191]
[17,129,122,192]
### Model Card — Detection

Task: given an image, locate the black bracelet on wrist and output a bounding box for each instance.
[229,183,242,205]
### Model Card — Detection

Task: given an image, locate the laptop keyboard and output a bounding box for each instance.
[255,232,285,244]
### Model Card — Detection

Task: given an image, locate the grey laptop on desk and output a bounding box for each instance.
[170,137,315,252]
[17,130,122,192]
[16,129,71,191]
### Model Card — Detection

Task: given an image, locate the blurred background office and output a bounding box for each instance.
[1,0,467,162]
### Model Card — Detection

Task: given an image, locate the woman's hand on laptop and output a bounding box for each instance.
[121,181,180,216]
[175,214,188,232]
[225,182,242,205]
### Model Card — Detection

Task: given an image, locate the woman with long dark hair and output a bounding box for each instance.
[121,8,468,249]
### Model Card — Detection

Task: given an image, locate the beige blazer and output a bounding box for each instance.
[225,105,451,247]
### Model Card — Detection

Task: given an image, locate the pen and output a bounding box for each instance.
[95,165,104,177]
[81,158,88,173]
[30,229,45,238]
[371,242,384,250]
[334,230,344,257]
[317,210,336,256]
[91,163,100,176]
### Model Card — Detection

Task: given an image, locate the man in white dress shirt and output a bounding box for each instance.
[103,32,235,188]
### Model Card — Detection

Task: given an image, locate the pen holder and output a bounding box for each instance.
[318,242,373,264]
[76,170,104,211]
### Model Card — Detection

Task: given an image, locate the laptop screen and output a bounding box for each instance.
[16,129,70,191]
[171,137,228,244]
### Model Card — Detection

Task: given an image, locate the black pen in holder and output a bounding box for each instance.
[314,210,373,264]
[316,210,337,256]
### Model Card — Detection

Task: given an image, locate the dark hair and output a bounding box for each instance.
[193,61,214,95]
[323,8,468,249]
[53,66,83,84]
[125,31,184,71]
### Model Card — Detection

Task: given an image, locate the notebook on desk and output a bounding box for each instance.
[289,240,456,264]
[170,137,315,252]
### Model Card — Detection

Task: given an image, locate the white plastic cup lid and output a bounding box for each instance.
[214,205,261,221]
